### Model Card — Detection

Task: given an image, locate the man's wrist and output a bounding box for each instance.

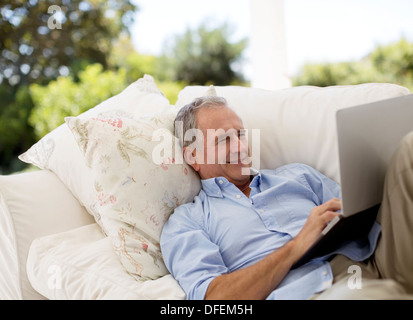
[287,238,307,265]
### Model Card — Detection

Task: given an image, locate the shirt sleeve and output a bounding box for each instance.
[160,195,229,300]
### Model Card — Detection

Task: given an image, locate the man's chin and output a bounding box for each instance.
[224,162,252,176]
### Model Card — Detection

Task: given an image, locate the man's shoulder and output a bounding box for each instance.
[171,189,207,220]
[161,189,212,243]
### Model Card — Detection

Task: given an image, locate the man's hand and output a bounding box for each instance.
[293,198,342,259]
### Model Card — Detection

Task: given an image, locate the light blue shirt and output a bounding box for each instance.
[160,163,381,300]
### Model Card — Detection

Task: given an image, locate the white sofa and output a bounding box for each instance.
[0,76,411,300]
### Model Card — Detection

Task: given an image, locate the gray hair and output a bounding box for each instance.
[175,96,228,148]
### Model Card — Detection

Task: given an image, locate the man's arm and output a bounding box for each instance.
[204,198,341,300]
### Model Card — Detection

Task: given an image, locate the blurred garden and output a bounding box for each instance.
[1,0,413,174]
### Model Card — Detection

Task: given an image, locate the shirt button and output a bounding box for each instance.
[218,180,224,185]
[236,194,241,199]
[217,192,221,196]
[259,209,264,213]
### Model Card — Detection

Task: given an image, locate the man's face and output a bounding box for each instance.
[184,106,251,187]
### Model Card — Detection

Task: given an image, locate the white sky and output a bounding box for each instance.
[130,0,413,78]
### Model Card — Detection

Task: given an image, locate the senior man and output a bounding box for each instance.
[160,96,413,300]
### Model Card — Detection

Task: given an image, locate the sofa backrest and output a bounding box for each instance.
[176,83,411,182]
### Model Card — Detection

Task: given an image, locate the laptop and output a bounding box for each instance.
[292,93,413,269]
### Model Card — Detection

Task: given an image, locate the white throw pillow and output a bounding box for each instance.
[176,83,411,182]
[19,75,171,209]
[65,111,201,280]
[26,224,186,300]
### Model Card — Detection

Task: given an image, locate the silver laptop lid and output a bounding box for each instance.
[336,94,413,217]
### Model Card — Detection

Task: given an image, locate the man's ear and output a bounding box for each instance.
[183,146,200,172]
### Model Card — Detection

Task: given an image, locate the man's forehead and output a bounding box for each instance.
[196,106,244,131]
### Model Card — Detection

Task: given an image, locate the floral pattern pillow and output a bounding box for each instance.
[65,110,201,281]
[19,75,171,210]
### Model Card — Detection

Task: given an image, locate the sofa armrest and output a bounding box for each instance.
[0,169,94,299]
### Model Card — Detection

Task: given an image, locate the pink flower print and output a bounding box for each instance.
[109,195,117,204]
[98,193,106,206]
[108,118,123,128]
[97,193,117,206]
[133,243,148,254]
[92,118,123,128]
[161,157,173,171]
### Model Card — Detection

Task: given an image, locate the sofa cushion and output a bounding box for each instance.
[65,111,201,280]
[0,170,94,300]
[26,223,185,299]
[176,83,411,183]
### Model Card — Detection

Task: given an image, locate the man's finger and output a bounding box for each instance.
[320,198,341,212]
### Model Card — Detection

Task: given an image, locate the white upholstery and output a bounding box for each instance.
[0,170,94,299]
[26,223,185,300]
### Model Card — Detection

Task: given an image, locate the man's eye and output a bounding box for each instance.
[218,137,229,144]
[216,136,228,144]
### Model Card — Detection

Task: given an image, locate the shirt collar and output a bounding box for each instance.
[201,178,227,198]
[249,169,262,190]
[201,168,261,198]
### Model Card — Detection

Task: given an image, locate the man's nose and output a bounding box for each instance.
[230,133,249,154]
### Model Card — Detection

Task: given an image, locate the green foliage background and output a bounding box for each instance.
[292,39,413,92]
[0,2,247,174]
[29,64,128,138]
